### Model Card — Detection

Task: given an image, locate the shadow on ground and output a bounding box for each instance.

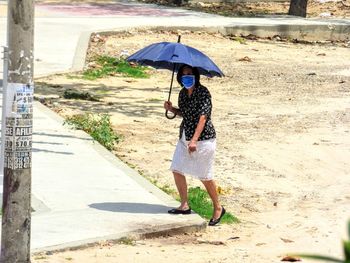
[89,202,170,214]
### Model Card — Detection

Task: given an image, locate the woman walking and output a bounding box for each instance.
[164,65,225,226]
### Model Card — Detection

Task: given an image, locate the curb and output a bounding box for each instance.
[32,219,206,254]
[70,23,350,73]
[222,23,350,41]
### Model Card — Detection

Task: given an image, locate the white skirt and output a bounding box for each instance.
[170,132,216,181]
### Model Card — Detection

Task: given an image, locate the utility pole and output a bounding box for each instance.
[289,0,308,17]
[1,0,35,261]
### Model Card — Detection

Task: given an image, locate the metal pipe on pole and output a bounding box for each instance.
[1,47,8,175]
[1,0,35,261]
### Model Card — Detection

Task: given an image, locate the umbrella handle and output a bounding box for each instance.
[165,110,177,119]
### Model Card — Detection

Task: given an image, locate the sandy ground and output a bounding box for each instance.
[1,0,348,18]
[32,31,350,262]
[141,0,350,18]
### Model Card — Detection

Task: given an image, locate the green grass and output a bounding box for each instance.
[64,113,121,150]
[230,36,247,44]
[147,178,178,197]
[146,98,162,102]
[188,187,238,224]
[147,177,238,224]
[83,56,149,80]
[33,255,47,260]
[159,184,178,197]
[118,237,136,246]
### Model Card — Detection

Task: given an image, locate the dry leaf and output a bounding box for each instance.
[256,242,266,246]
[238,56,252,62]
[280,237,294,243]
[227,236,240,240]
[197,239,225,245]
[281,255,301,262]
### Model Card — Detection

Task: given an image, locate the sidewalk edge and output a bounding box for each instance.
[31,219,207,254]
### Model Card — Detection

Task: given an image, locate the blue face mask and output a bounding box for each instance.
[181,75,195,89]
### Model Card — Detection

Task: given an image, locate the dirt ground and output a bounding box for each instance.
[183,0,350,18]
[32,31,350,262]
[35,0,350,18]
[147,0,350,18]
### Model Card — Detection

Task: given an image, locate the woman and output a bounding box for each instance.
[164,65,225,226]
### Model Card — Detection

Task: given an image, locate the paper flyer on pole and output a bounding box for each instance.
[4,83,34,170]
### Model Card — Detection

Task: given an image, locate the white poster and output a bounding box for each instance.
[5,83,34,117]
[4,83,34,169]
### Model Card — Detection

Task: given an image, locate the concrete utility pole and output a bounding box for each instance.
[289,0,308,17]
[1,0,35,261]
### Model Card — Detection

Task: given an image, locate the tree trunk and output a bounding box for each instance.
[173,0,183,6]
[289,0,308,17]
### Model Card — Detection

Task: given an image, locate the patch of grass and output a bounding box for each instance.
[230,36,247,44]
[118,237,136,246]
[83,56,149,80]
[146,98,162,102]
[147,178,239,224]
[64,113,121,150]
[124,161,137,169]
[160,184,178,197]
[94,89,110,95]
[148,178,178,198]
[66,74,80,79]
[188,187,239,224]
[33,255,47,260]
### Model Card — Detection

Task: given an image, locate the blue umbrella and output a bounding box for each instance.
[127,36,224,119]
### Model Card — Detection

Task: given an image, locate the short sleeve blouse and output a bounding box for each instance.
[178,85,216,141]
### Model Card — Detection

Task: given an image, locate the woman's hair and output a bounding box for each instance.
[176,65,200,88]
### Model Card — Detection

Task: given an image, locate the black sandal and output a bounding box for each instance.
[208,207,226,226]
[168,208,192,215]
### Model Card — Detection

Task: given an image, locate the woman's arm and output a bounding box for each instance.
[164,101,183,117]
[188,115,206,153]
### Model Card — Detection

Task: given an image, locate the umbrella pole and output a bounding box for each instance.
[165,65,177,119]
[165,35,181,120]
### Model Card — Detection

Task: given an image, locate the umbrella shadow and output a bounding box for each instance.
[89,202,170,214]
[35,80,179,118]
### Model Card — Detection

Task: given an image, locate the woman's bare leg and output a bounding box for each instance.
[173,172,189,210]
[201,180,222,219]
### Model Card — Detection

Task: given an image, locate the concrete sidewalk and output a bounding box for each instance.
[0,0,349,253]
[0,99,206,252]
[30,102,205,252]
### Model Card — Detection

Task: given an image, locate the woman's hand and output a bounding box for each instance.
[164,101,173,112]
[188,140,197,154]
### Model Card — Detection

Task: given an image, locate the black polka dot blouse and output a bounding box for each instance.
[178,84,216,141]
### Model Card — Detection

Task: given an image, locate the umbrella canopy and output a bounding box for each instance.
[127,41,224,78]
[126,37,224,119]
